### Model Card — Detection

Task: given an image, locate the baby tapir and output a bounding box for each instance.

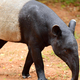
[0,0,79,80]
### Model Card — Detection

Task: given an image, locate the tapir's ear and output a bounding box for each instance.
[68,19,76,35]
[52,25,62,37]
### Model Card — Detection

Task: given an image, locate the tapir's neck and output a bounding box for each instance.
[46,10,68,32]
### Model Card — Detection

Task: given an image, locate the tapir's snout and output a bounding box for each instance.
[53,48,79,80]
[65,51,79,80]
[71,54,79,80]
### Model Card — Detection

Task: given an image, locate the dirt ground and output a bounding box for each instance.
[0,3,80,80]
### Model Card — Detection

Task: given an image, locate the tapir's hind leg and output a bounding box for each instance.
[0,40,7,48]
[22,47,33,78]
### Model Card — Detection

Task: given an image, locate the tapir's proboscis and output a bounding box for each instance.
[0,0,79,80]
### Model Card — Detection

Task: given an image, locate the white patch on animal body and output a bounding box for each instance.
[0,0,30,41]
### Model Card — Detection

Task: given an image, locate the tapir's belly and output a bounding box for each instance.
[0,0,30,41]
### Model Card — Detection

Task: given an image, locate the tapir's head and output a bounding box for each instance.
[51,19,79,80]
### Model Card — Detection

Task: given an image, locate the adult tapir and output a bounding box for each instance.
[0,0,79,80]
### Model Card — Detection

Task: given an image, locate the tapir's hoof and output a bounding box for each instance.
[22,74,31,79]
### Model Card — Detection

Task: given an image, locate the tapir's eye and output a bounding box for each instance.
[64,49,71,54]
[64,50,68,54]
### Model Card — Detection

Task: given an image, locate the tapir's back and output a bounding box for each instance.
[0,0,30,41]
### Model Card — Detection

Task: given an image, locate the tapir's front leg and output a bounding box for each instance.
[30,46,47,80]
[22,47,33,78]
